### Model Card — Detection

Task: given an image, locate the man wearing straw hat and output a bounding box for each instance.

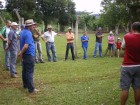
[65,27,75,60]
[41,25,58,62]
[18,19,39,93]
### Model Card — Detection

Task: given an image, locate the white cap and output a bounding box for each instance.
[47,25,52,29]
[109,31,113,34]
[11,22,18,26]
[68,27,72,30]
[117,37,121,40]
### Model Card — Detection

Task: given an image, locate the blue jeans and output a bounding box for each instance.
[46,42,56,61]
[82,46,88,59]
[93,42,102,57]
[9,50,17,75]
[3,42,10,70]
[22,55,35,93]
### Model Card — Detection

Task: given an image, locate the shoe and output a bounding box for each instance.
[35,60,39,63]
[6,68,10,71]
[65,58,68,61]
[93,56,96,58]
[15,72,18,74]
[11,74,18,78]
[53,60,57,62]
[40,60,45,63]
[30,89,40,93]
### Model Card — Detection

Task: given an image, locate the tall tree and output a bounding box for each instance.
[6,0,76,31]
[100,0,129,33]
[6,0,36,20]
[115,0,140,23]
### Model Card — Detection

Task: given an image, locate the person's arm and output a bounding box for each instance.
[34,28,41,36]
[0,34,7,41]
[67,33,74,41]
[121,38,125,50]
[97,34,104,38]
[18,44,28,61]
[41,33,47,42]
[5,31,13,50]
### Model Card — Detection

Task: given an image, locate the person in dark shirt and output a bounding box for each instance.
[93,27,104,58]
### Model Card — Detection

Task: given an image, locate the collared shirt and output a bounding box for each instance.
[6,27,11,38]
[95,31,103,43]
[108,35,114,44]
[8,29,18,51]
[41,31,57,43]
[66,32,74,43]
[20,28,35,56]
[81,35,89,47]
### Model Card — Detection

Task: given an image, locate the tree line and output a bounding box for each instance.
[0,0,139,32]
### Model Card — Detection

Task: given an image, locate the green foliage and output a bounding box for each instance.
[6,0,36,20]
[77,11,96,30]
[115,0,140,22]
[6,0,76,31]
[100,1,128,30]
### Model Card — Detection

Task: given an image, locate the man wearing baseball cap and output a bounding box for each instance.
[6,22,19,78]
[18,19,39,93]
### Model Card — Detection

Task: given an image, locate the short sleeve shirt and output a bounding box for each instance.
[20,28,35,56]
[81,35,89,47]
[8,29,18,51]
[41,31,57,43]
[95,31,103,43]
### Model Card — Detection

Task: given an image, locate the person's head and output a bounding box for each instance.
[6,20,11,27]
[131,22,140,33]
[109,31,113,36]
[47,25,52,32]
[21,24,25,30]
[68,27,72,33]
[25,19,36,31]
[117,37,121,41]
[83,31,87,36]
[11,22,18,30]
[97,27,102,32]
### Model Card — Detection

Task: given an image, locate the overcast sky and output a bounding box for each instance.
[73,0,103,14]
[0,0,103,14]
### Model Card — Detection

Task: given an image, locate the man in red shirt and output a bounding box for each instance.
[120,22,140,105]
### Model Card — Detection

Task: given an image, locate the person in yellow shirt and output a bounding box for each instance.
[65,27,75,60]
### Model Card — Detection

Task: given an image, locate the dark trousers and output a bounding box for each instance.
[65,43,75,60]
[22,55,35,93]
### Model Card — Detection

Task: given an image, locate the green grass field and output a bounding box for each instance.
[0,33,135,105]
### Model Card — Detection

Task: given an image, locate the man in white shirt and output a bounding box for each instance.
[41,25,58,62]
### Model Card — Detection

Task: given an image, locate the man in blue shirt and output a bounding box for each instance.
[18,19,39,93]
[81,32,89,59]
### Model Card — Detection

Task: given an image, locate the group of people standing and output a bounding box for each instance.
[0,19,76,93]
[1,19,140,105]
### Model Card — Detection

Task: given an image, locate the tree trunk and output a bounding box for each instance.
[123,22,129,33]
[115,24,119,41]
